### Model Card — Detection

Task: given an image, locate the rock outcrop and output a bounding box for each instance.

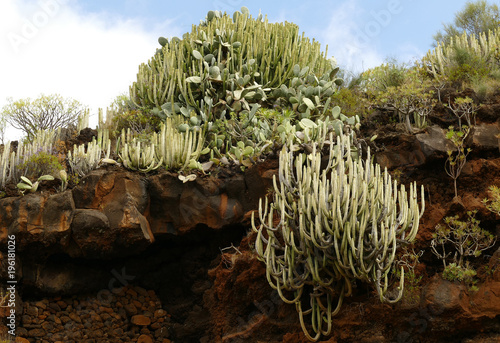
[0,113,499,342]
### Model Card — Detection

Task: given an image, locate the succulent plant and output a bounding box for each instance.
[67,129,111,177]
[252,132,425,341]
[130,8,342,126]
[118,131,163,173]
[17,174,55,194]
[7,129,62,182]
[59,169,68,192]
[152,118,207,171]
[423,27,500,78]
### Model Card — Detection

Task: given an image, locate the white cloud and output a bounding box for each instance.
[0,0,181,141]
[396,42,426,65]
[319,1,385,73]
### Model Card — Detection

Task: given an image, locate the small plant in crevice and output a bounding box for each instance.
[481,264,498,281]
[16,174,55,195]
[16,150,64,180]
[446,96,477,128]
[431,211,496,290]
[444,125,471,199]
[442,262,478,291]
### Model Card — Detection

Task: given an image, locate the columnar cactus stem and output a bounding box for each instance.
[423,27,500,78]
[151,118,205,171]
[68,129,112,177]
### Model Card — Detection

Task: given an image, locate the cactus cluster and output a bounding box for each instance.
[252,133,424,341]
[130,8,342,125]
[0,129,66,193]
[68,129,111,177]
[118,129,163,172]
[1,129,61,187]
[151,118,206,170]
[116,118,206,172]
[423,27,500,78]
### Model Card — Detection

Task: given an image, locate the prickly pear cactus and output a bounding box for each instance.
[130,7,343,124]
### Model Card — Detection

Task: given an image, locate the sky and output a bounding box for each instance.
[1,0,498,141]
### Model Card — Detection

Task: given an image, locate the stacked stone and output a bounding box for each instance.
[16,285,172,343]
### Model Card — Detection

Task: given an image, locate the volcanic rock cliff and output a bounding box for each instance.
[0,92,499,343]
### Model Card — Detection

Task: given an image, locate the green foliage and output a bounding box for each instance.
[1,129,61,190]
[362,60,408,93]
[472,77,500,103]
[106,94,162,136]
[332,87,371,118]
[447,96,477,128]
[17,174,55,195]
[369,67,435,133]
[252,133,425,341]
[433,0,500,46]
[447,46,490,84]
[442,262,478,291]
[215,109,273,167]
[443,96,476,199]
[431,211,496,268]
[432,212,495,291]
[1,94,86,141]
[204,104,358,170]
[112,109,161,137]
[16,150,63,180]
[483,185,500,215]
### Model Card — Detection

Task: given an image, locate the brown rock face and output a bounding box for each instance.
[69,209,110,258]
[423,274,468,314]
[148,174,244,234]
[471,122,500,149]
[0,191,74,253]
[72,170,154,252]
[1,106,499,342]
[147,163,276,235]
[416,125,454,157]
